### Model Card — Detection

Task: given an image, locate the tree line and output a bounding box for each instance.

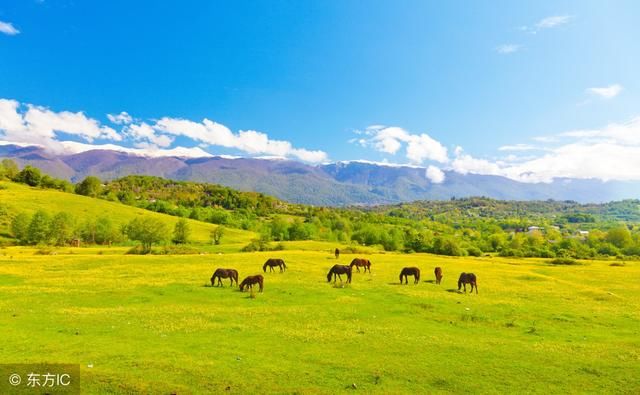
[3,160,640,259]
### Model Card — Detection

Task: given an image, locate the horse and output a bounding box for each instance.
[210,268,239,287]
[350,258,371,273]
[399,267,420,284]
[263,258,287,273]
[434,267,443,285]
[327,264,352,283]
[239,275,264,292]
[458,272,478,294]
[335,248,340,259]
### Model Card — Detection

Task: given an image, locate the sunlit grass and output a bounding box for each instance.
[0,250,638,393]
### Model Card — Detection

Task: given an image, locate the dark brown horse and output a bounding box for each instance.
[350,258,371,273]
[434,267,443,285]
[399,267,420,284]
[335,248,340,259]
[327,264,352,283]
[458,272,478,294]
[263,258,287,273]
[239,275,264,292]
[210,268,239,287]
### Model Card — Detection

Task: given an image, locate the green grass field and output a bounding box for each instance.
[1,248,638,394]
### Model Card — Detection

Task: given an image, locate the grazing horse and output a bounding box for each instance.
[263,258,287,273]
[327,264,352,284]
[335,248,340,259]
[210,268,239,287]
[399,267,420,284]
[434,267,443,285]
[458,272,478,294]
[350,258,371,273]
[239,275,264,292]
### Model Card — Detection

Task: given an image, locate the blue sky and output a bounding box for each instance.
[1,1,639,182]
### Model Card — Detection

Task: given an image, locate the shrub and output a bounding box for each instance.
[466,246,483,257]
[550,257,579,265]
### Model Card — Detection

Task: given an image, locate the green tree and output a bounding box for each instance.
[125,216,167,252]
[27,210,51,244]
[11,212,31,244]
[95,217,119,244]
[172,218,191,244]
[211,226,225,245]
[49,212,75,246]
[606,226,632,249]
[1,159,19,179]
[17,166,42,187]
[75,176,103,197]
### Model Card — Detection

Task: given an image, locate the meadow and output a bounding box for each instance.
[0,248,638,394]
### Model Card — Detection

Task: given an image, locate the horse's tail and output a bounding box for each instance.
[399,272,403,282]
[347,267,352,283]
[263,262,267,273]
[416,269,420,282]
[327,268,333,282]
[283,261,287,270]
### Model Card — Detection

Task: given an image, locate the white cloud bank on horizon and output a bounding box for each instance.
[3,98,640,184]
[0,98,328,162]
[452,117,640,183]
[352,116,640,184]
[0,21,19,36]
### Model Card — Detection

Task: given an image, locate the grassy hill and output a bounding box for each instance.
[0,181,256,249]
[0,251,638,393]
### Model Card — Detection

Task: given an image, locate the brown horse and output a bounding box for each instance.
[350,258,371,273]
[210,268,239,287]
[335,248,340,259]
[263,258,287,273]
[239,275,264,292]
[399,267,420,284]
[458,272,478,294]
[434,267,443,285]
[327,264,352,283]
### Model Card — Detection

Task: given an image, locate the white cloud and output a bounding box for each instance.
[154,117,328,163]
[356,125,448,164]
[107,111,133,124]
[587,84,623,99]
[498,144,537,151]
[426,165,445,184]
[520,15,573,34]
[536,15,572,29]
[57,141,213,158]
[126,122,173,148]
[496,44,521,54]
[0,21,19,36]
[0,100,120,151]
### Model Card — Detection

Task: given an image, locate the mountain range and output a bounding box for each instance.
[1,144,638,206]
